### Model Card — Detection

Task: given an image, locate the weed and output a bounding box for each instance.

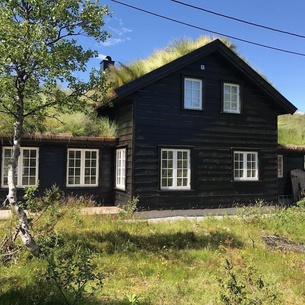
[119,196,139,219]
[217,257,282,304]
[46,247,104,305]
[124,293,142,304]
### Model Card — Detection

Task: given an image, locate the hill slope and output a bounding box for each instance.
[278,113,305,145]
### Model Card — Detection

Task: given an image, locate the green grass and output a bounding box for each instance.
[278,113,305,145]
[1,206,305,304]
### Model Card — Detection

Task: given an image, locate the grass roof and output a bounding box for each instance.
[105,36,236,95]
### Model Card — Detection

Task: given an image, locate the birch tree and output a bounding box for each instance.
[0,0,111,255]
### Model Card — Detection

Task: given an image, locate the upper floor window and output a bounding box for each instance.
[233,151,258,181]
[116,148,126,190]
[67,149,99,187]
[161,148,191,190]
[223,83,240,113]
[1,147,39,187]
[278,155,283,178]
[184,78,202,110]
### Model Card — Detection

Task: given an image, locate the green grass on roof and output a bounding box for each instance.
[107,36,236,90]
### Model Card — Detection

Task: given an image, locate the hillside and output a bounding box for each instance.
[278,113,305,145]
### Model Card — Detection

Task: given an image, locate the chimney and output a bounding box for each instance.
[100,55,115,71]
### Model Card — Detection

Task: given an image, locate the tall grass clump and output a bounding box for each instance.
[278,113,305,145]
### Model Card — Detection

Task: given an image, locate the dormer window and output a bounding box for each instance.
[184,78,203,110]
[223,83,241,113]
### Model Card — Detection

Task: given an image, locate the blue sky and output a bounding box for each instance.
[85,0,305,112]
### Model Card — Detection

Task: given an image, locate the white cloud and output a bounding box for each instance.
[101,37,130,47]
[101,37,123,47]
[100,17,132,48]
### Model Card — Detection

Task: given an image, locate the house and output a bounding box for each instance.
[0,134,116,205]
[97,39,297,210]
[0,39,300,210]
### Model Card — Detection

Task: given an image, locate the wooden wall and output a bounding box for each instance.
[0,139,115,205]
[278,150,304,196]
[130,53,281,209]
[113,103,134,206]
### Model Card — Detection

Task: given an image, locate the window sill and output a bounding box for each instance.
[231,180,261,183]
[66,185,99,188]
[159,188,194,192]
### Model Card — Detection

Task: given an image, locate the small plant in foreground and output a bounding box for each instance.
[297,197,305,208]
[119,196,139,218]
[46,248,104,305]
[124,293,142,304]
[217,257,281,305]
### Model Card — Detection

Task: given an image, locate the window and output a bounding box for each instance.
[161,148,191,190]
[233,151,258,181]
[67,149,99,187]
[278,155,283,178]
[2,147,39,187]
[184,78,202,110]
[116,148,126,190]
[223,83,240,113]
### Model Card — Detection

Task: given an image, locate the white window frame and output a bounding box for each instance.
[278,155,283,178]
[161,148,191,190]
[1,147,39,188]
[116,148,126,190]
[233,151,258,181]
[184,78,203,110]
[66,148,99,187]
[223,83,241,114]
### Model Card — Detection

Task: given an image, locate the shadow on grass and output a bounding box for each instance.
[62,228,243,255]
[0,276,150,305]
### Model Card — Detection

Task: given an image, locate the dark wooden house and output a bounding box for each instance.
[98,39,297,210]
[0,135,116,205]
[277,144,305,204]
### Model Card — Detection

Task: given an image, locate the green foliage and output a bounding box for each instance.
[297,197,305,208]
[218,258,281,304]
[124,293,143,304]
[0,0,111,119]
[119,196,139,219]
[278,113,305,145]
[2,204,305,304]
[44,110,116,137]
[46,247,104,305]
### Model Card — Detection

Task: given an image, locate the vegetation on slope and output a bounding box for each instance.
[1,197,305,304]
[278,113,305,145]
[0,109,116,138]
[107,36,235,89]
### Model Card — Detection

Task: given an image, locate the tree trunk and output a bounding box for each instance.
[7,115,40,256]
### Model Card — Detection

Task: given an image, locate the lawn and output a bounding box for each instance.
[1,204,305,305]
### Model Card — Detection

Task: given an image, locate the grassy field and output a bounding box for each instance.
[278,113,305,145]
[1,204,305,305]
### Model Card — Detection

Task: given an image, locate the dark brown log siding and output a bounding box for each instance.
[132,53,280,209]
[113,103,134,206]
[0,138,116,205]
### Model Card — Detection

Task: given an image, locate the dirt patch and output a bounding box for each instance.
[262,235,305,253]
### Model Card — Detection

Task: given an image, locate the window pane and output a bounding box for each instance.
[223,83,240,113]
[67,149,98,186]
[184,78,202,110]
[234,151,258,181]
[160,149,190,190]
[1,147,38,187]
[116,148,126,189]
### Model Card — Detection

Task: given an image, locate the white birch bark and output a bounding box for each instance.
[7,106,40,255]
